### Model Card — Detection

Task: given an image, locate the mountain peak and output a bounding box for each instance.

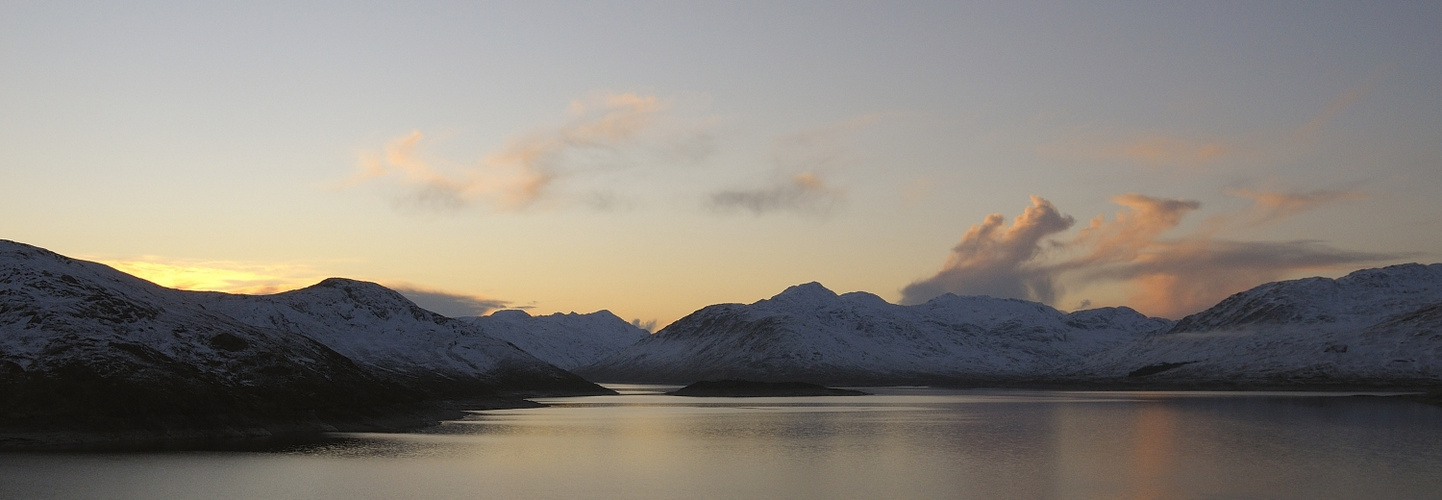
[312,277,382,289]
[1339,262,1442,286]
[489,309,533,319]
[767,282,840,304]
[0,239,78,266]
[302,278,413,301]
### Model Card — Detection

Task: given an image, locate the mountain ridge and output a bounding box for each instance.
[5,238,1440,448]
[582,267,1442,388]
[0,240,608,449]
[577,282,1169,385]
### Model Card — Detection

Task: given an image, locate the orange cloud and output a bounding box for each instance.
[901,196,1075,304]
[904,191,1399,318]
[1228,188,1367,225]
[1102,238,1385,318]
[1073,194,1201,264]
[348,92,678,212]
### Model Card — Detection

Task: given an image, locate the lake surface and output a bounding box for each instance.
[3,386,1441,499]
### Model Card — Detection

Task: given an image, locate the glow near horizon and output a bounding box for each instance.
[2,2,1439,326]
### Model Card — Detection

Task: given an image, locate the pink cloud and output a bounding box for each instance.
[903,191,1400,318]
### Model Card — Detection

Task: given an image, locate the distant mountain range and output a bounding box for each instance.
[576,282,1172,385]
[4,239,1439,448]
[458,309,650,370]
[578,266,1442,389]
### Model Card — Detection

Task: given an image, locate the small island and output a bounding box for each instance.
[668,380,869,397]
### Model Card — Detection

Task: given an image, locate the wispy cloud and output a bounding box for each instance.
[1038,132,1233,170]
[385,282,511,317]
[347,92,709,213]
[1286,77,1372,146]
[706,116,874,216]
[1227,187,1367,225]
[902,190,1400,318]
[709,172,843,216]
[1039,74,1382,174]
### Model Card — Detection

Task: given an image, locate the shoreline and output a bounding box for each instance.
[0,397,544,452]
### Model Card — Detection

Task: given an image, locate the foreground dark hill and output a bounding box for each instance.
[1080,263,1442,388]
[668,380,868,397]
[0,240,605,448]
[577,282,1170,385]
[0,241,407,444]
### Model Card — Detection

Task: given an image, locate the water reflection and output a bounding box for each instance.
[2,389,1440,499]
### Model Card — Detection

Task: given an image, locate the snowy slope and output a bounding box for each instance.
[578,282,1168,385]
[0,240,412,435]
[0,239,608,442]
[197,279,605,397]
[1082,264,1442,386]
[459,309,649,370]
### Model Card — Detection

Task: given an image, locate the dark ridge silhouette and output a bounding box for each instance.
[669,380,868,397]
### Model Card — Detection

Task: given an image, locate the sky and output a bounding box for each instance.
[3,2,1440,328]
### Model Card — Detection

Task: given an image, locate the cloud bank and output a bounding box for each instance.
[900,196,1074,304]
[386,283,511,317]
[901,190,1396,318]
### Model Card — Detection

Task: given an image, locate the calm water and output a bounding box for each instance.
[3,386,1441,499]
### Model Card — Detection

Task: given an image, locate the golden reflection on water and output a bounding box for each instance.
[1129,403,1177,500]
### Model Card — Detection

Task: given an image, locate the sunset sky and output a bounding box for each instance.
[3,2,1439,328]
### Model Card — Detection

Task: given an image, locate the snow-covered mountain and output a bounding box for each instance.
[1082,264,1442,387]
[459,309,650,370]
[197,279,604,398]
[577,282,1170,385]
[0,240,605,445]
[582,267,1442,388]
[0,240,413,439]
[7,233,1437,443]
